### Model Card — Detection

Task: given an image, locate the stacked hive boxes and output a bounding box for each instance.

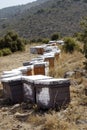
[22,44,61,76]
[33,62,47,75]
[13,65,34,76]
[1,73,71,109]
[22,75,52,103]
[1,71,23,103]
[34,78,70,109]
[30,45,46,55]
[23,59,49,76]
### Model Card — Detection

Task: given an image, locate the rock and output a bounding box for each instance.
[64,71,75,78]
[76,120,87,124]
[10,104,20,113]
[1,107,8,111]
[14,112,30,121]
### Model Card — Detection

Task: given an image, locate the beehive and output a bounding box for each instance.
[30,46,44,54]
[44,46,58,53]
[47,43,57,46]
[30,47,37,54]
[26,65,34,76]
[13,66,34,76]
[33,62,45,75]
[1,71,22,80]
[31,57,44,64]
[1,76,23,103]
[38,55,55,70]
[26,60,49,76]
[36,46,44,54]
[2,70,21,75]
[22,75,52,103]
[13,67,28,76]
[35,78,70,109]
[23,61,32,66]
[44,55,55,69]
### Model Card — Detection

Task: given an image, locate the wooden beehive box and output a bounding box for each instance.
[36,46,44,55]
[33,62,45,75]
[34,78,70,109]
[44,55,55,69]
[1,76,23,103]
[26,65,34,76]
[13,67,28,76]
[22,75,52,103]
[30,47,37,54]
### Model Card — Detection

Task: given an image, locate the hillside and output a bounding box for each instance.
[0,0,87,39]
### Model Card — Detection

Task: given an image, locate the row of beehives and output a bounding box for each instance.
[0,43,70,109]
[30,43,61,55]
[0,44,61,78]
[1,72,70,109]
[22,43,61,76]
[30,41,63,55]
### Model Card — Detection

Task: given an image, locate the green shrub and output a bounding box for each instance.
[0,38,5,49]
[0,50,3,57]
[10,41,18,52]
[42,38,49,44]
[17,38,25,51]
[7,31,18,41]
[51,33,60,40]
[0,31,26,55]
[30,39,36,43]
[2,48,12,56]
[63,37,77,53]
[80,17,87,70]
[73,32,84,41]
[36,38,43,43]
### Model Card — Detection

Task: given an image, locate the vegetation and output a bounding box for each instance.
[1,48,12,56]
[79,17,87,70]
[63,37,78,53]
[0,0,87,39]
[42,38,49,44]
[51,33,60,40]
[0,31,26,56]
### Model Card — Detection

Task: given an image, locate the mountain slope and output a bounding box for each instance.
[0,0,48,18]
[0,0,87,39]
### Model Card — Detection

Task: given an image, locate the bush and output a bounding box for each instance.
[36,38,43,43]
[63,37,77,53]
[80,17,87,70]
[0,50,3,57]
[17,38,25,51]
[30,39,37,43]
[42,38,49,44]
[10,41,18,52]
[2,48,12,56]
[0,38,5,49]
[51,33,60,40]
[0,31,26,56]
[73,32,84,41]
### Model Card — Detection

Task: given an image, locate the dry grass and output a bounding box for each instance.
[0,43,87,130]
[0,43,38,75]
[49,50,85,78]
